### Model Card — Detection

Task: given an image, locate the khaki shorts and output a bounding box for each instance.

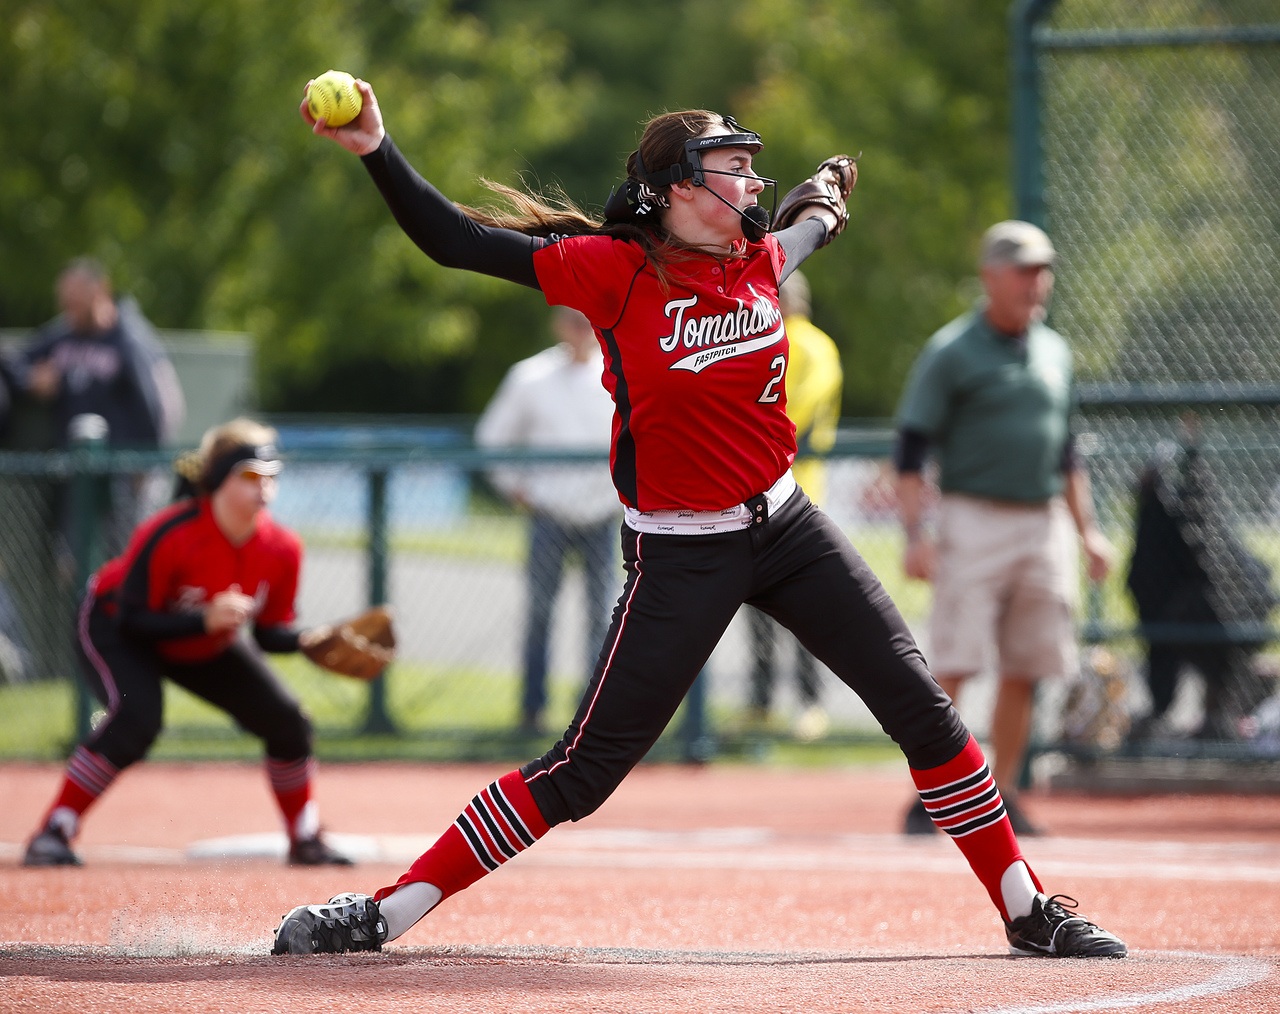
[928,494,1079,682]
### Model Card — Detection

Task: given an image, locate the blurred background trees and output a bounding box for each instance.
[1,0,1015,418]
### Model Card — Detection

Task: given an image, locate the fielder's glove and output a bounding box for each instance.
[771,154,859,245]
[299,605,396,680]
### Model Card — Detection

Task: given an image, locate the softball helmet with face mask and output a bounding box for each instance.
[604,115,777,239]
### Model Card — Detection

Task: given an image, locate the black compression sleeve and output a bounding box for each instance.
[776,219,830,281]
[117,601,206,641]
[894,428,931,473]
[360,134,544,288]
[254,624,302,654]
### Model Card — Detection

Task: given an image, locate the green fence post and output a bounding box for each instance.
[1010,0,1059,225]
[68,415,109,743]
[1011,0,1058,786]
[363,465,396,734]
[679,667,714,763]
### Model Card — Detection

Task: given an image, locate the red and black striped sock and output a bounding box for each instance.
[908,734,1042,920]
[43,746,120,835]
[267,756,316,840]
[374,769,550,903]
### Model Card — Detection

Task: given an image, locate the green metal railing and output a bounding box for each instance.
[2,417,1278,762]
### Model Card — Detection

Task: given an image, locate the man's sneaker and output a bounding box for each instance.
[903,798,938,835]
[271,892,387,955]
[1005,894,1128,958]
[288,834,354,866]
[1004,796,1044,837]
[23,825,82,867]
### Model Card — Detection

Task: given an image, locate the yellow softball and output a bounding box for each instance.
[307,70,362,127]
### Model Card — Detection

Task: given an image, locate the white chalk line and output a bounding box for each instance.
[1,938,1271,1014]
[4,829,1280,884]
[968,950,1272,1014]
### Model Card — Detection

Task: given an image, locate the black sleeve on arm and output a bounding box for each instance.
[361,134,544,289]
[116,598,207,641]
[254,624,302,654]
[894,428,931,473]
[1060,431,1079,474]
[775,219,831,282]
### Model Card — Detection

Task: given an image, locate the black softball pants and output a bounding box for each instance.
[75,598,313,771]
[523,489,968,825]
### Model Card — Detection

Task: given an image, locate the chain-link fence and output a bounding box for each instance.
[0,426,937,762]
[5,418,1280,764]
[1017,1,1280,753]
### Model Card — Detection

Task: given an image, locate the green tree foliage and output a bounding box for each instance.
[2,0,1017,417]
[2,0,589,411]
[734,0,1015,415]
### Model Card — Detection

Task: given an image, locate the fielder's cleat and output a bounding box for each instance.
[23,824,82,867]
[903,798,938,836]
[271,892,387,955]
[288,834,354,866]
[1005,894,1127,958]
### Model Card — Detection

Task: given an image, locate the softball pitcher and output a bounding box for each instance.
[272,77,1126,960]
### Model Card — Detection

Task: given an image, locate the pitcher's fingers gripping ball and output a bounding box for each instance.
[299,605,396,680]
[772,154,860,244]
[306,70,363,127]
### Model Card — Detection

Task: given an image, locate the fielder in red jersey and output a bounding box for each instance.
[93,493,301,665]
[272,78,1127,959]
[22,418,353,868]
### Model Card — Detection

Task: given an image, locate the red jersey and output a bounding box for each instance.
[94,497,303,663]
[533,232,797,511]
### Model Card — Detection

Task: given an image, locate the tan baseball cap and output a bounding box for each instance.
[980,220,1056,267]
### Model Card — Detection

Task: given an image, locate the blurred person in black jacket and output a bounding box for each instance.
[1127,432,1275,741]
[14,257,185,557]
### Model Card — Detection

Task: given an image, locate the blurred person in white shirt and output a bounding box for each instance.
[476,307,620,734]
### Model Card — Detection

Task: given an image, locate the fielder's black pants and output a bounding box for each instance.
[76,597,313,770]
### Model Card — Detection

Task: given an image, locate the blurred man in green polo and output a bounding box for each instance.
[894,221,1113,836]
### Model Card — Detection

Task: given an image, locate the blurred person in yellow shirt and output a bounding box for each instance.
[746,270,844,740]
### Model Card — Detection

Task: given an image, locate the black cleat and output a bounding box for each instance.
[288,834,354,866]
[271,892,387,955]
[903,798,938,835]
[23,825,82,867]
[1005,894,1127,958]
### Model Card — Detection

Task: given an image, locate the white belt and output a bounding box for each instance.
[624,469,797,535]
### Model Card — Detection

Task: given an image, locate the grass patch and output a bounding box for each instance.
[295,514,526,563]
[0,678,75,758]
[0,654,900,767]
[8,517,1277,763]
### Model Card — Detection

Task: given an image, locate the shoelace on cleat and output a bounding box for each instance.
[1038,893,1108,947]
[1040,895,1095,928]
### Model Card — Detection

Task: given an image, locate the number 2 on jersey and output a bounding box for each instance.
[758,354,786,404]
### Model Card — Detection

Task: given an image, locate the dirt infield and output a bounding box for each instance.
[2,760,1278,1013]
